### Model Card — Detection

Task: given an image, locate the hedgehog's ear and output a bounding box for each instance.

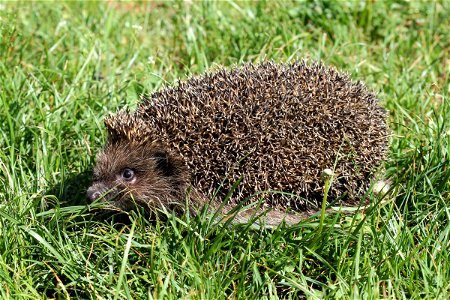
[152,150,185,177]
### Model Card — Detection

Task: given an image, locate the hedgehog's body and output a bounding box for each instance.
[87,62,388,225]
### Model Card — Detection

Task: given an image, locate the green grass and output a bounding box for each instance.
[0,1,448,298]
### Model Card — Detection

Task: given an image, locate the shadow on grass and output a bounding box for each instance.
[46,169,91,207]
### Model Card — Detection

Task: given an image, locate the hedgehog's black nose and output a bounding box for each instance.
[87,186,104,202]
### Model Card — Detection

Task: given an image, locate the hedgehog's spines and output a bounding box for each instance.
[97,61,388,216]
[104,111,152,144]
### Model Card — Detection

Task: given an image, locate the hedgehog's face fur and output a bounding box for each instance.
[87,135,189,212]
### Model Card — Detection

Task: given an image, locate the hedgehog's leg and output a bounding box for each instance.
[185,190,311,226]
[211,203,312,226]
[234,207,312,226]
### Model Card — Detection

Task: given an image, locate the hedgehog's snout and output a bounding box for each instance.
[87,183,110,202]
[87,188,101,202]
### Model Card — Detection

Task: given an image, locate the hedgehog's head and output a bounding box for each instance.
[86,112,189,212]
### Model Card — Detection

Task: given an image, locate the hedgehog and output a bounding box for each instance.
[87,61,388,225]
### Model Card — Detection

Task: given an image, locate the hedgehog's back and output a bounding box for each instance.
[137,61,388,211]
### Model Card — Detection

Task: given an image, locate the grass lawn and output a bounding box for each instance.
[0,1,448,299]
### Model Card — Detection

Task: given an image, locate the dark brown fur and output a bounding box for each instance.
[87,61,388,225]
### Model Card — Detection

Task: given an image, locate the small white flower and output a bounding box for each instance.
[132,24,143,31]
[321,168,334,180]
[373,180,390,195]
[147,56,155,65]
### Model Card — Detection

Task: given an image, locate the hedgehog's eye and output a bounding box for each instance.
[121,168,135,181]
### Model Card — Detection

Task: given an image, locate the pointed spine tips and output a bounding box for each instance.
[101,61,389,211]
